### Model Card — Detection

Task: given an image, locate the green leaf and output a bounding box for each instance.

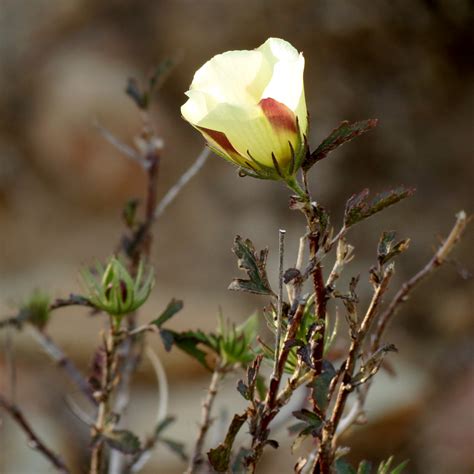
[207,413,248,472]
[228,236,273,295]
[19,290,51,330]
[377,231,410,266]
[218,313,259,366]
[303,119,378,171]
[292,408,322,427]
[357,460,372,474]
[154,416,175,437]
[147,58,176,101]
[344,186,415,227]
[122,198,139,228]
[352,344,398,387]
[103,429,141,454]
[159,329,218,370]
[151,299,183,328]
[389,460,409,474]
[236,380,250,400]
[310,360,337,411]
[335,458,357,474]
[377,457,409,474]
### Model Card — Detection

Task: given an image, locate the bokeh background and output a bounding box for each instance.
[0,1,472,473]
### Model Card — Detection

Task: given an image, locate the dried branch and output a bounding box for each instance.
[274,229,286,367]
[94,120,145,166]
[90,330,116,474]
[314,269,393,473]
[371,210,468,351]
[154,147,210,220]
[186,364,224,474]
[28,327,97,406]
[49,295,95,311]
[0,394,70,473]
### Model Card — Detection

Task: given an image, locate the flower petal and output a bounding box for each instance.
[257,38,307,134]
[195,126,246,166]
[197,102,298,168]
[181,89,218,124]
[189,49,272,105]
[259,97,297,134]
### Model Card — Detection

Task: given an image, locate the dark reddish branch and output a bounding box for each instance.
[0,394,70,473]
[259,98,297,133]
[307,232,328,381]
[250,302,306,465]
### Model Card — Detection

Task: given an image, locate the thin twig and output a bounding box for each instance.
[186,365,224,474]
[0,394,70,473]
[50,295,95,311]
[94,120,145,165]
[65,395,95,426]
[90,330,115,474]
[274,229,286,365]
[154,147,210,220]
[28,327,97,406]
[371,210,468,351]
[4,327,17,401]
[313,269,393,474]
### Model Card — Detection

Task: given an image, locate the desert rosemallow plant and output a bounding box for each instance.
[0,35,469,474]
[181,38,308,183]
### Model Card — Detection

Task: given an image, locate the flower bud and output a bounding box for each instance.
[80,257,154,316]
[181,38,308,180]
[21,290,51,330]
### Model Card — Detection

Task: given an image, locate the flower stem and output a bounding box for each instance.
[285,175,308,200]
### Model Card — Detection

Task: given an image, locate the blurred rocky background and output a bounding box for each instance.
[0,0,472,473]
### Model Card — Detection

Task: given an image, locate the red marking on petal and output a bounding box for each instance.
[198,126,239,154]
[259,98,297,133]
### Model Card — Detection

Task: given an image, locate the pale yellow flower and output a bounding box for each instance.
[181,38,308,179]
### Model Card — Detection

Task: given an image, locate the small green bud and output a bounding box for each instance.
[20,290,51,330]
[217,313,258,367]
[80,257,154,316]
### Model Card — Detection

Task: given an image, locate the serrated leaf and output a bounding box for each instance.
[159,329,218,370]
[344,186,415,227]
[228,236,273,295]
[237,380,250,400]
[303,119,378,171]
[352,344,397,387]
[310,360,337,411]
[151,299,183,328]
[103,429,141,454]
[377,231,410,266]
[292,409,322,426]
[208,413,248,472]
